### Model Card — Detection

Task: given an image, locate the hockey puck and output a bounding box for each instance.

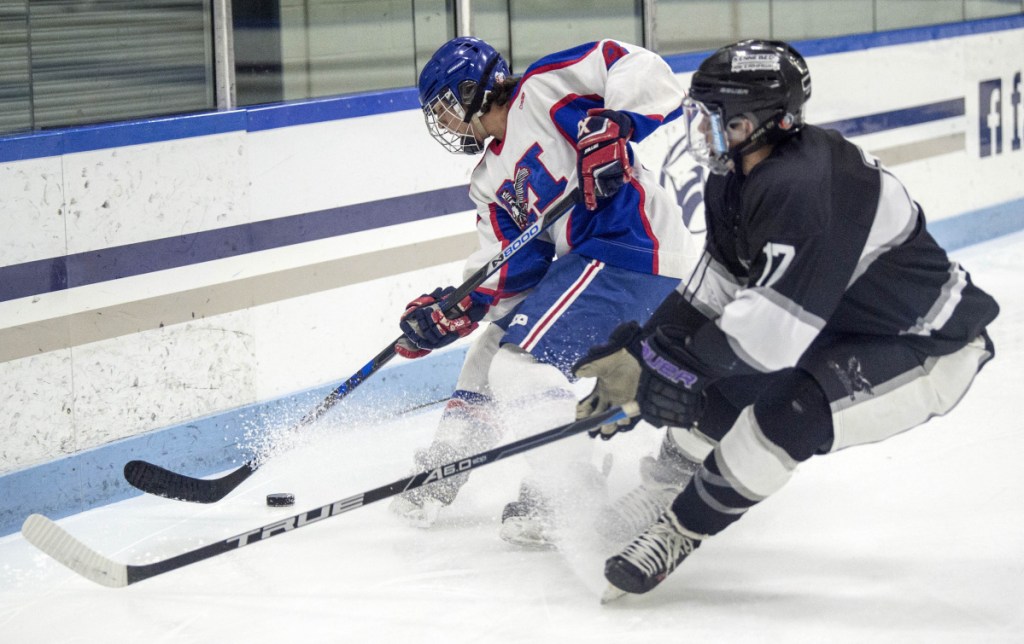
[266,493,295,507]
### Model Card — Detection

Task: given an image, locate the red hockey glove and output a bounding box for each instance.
[576,109,634,210]
[396,287,486,359]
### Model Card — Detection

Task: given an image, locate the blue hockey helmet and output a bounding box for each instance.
[418,37,511,154]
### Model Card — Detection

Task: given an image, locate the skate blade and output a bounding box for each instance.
[498,519,556,549]
[389,497,443,529]
[600,584,628,604]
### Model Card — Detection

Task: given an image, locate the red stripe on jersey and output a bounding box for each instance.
[509,42,601,105]
[486,202,509,301]
[488,136,505,156]
[631,177,659,274]
[601,41,628,68]
[521,259,604,351]
[548,93,602,146]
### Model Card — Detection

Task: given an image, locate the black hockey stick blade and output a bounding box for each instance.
[122,189,581,505]
[122,460,257,504]
[28,402,637,588]
[122,341,399,503]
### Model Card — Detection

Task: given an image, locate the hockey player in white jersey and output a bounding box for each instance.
[389,36,701,545]
[573,40,999,599]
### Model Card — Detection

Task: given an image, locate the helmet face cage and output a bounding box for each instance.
[423,87,484,155]
[418,37,510,155]
[686,40,811,171]
[683,98,733,175]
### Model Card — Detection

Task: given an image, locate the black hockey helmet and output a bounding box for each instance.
[685,40,811,173]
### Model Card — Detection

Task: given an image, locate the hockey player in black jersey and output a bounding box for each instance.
[572,39,1000,600]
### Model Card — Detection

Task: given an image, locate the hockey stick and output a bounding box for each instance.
[122,188,581,503]
[24,402,638,588]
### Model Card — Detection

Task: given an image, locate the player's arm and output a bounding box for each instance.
[396,194,551,359]
[462,199,555,318]
[575,40,686,209]
[597,40,687,141]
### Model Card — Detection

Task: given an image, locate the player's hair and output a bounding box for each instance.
[482,76,522,113]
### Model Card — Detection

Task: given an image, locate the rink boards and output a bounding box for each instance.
[1,15,1023,535]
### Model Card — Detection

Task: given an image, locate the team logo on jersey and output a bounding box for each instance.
[828,356,874,401]
[498,167,532,228]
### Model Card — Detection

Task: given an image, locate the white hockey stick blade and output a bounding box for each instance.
[21,514,128,588]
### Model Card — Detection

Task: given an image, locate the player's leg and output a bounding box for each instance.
[493,255,679,546]
[389,323,506,527]
[821,332,994,452]
[667,333,995,538]
[605,366,832,594]
[596,371,779,543]
[605,331,994,595]
[488,344,582,546]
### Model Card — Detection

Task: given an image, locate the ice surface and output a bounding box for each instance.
[1,232,1022,643]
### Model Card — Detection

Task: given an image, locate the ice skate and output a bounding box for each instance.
[603,511,701,598]
[389,441,468,528]
[596,434,703,543]
[499,481,555,548]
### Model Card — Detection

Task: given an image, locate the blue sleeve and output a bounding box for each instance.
[473,204,555,307]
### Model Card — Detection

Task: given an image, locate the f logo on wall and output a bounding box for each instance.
[979,78,1003,157]
[979,73,1023,158]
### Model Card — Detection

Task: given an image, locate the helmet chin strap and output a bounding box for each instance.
[468,113,487,144]
[729,109,800,171]
[462,55,501,123]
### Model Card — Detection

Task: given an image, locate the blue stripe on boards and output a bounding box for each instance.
[819,99,966,137]
[62,111,249,154]
[0,185,474,303]
[0,256,69,301]
[662,14,1024,73]
[0,131,63,163]
[246,88,420,131]
[930,197,1024,251]
[794,13,1024,57]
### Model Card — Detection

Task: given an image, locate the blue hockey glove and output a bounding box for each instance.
[396,287,486,359]
[576,109,634,211]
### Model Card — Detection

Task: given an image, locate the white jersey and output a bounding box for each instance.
[463,40,701,319]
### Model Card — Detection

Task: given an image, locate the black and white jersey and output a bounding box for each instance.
[672,125,999,376]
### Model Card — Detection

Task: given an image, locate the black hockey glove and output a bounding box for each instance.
[574,322,711,439]
[396,287,486,359]
[573,321,645,439]
[576,109,634,211]
[635,324,710,430]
